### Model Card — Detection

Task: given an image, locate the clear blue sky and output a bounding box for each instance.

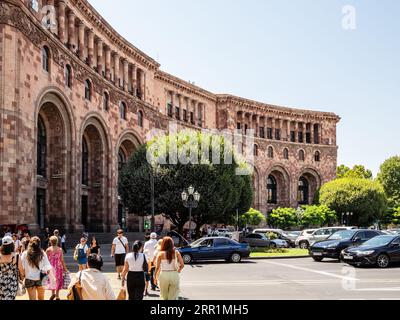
[89,0,400,176]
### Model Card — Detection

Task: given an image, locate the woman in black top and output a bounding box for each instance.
[89,237,101,256]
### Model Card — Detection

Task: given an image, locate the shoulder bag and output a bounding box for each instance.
[67,271,83,300]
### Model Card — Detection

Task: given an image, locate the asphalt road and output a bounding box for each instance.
[18,245,400,300]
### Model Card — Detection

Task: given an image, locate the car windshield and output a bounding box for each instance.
[190,239,206,247]
[362,236,396,247]
[328,230,355,240]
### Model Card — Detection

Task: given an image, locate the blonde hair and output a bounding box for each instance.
[156,239,163,251]
[49,236,58,246]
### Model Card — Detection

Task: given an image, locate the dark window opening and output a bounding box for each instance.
[267,175,278,204]
[37,116,47,177]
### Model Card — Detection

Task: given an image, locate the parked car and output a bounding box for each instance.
[341,235,400,268]
[309,229,383,262]
[242,233,271,247]
[167,231,190,247]
[387,229,400,235]
[252,229,289,248]
[242,233,288,248]
[295,229,316,249]
[212,228,234,238]
[296,227,356,249]
[178,237,250,264]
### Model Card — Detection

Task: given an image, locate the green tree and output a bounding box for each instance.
[300,205,337,227]
[239,208,266,227]
[318,178,387,226]
[392,207,400,225]
[378,156,400,207]
[337,164,373,179]
[268,208,298,230]
[119,130,253,235]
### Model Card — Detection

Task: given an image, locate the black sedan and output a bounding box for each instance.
[341,235,400,268]
[178,237,250,264]
[309,229,382,262]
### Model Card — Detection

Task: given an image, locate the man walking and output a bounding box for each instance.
[111,229,129,280]
[144,232,158,291]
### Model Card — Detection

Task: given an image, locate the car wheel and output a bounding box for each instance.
[182,254,193,264]
[313,257,323,262]
[376,254,390,268]
[270,243,277,248]
[299,241,309,249]
[230,253,242,263]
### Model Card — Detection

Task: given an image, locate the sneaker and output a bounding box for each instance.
[117,275,121,280]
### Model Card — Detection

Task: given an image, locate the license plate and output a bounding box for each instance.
[313,252,323,256]
[344,255,354,260]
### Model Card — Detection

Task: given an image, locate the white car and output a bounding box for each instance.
[212,228,233,238]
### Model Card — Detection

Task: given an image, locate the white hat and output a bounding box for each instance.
[150,232,157,239]
[1,236,13,246]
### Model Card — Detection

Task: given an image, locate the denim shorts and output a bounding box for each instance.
[24,279,42,288]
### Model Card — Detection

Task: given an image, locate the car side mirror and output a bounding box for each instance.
[353,237,361,242]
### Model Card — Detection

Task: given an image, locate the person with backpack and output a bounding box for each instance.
[0,236,24,300]
[111,230,129,280]
[74,238,89,271]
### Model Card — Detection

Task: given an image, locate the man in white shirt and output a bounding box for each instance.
[69,254,115,300]
[144,232,158,291]
[111,229,129,280]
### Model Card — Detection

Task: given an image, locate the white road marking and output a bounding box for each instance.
[260,260,360,281]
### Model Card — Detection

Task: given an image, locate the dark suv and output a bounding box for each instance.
[309,229,382,262]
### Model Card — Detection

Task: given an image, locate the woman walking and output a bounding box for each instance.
[89,237,101,256]
[46,236,68,300]
[154,237,184,300]
[21,237,52,300]
[74,238,89,271]
[121,241,148,300]
[0,236,24,300]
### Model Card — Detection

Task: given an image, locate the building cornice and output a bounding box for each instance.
[217,94,341,122]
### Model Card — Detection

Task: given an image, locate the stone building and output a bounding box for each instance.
[0,0,340,233]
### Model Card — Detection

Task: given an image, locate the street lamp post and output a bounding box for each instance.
[181,186,201,242]
[150,169,155,232]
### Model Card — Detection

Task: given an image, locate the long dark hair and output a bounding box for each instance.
[27,237,44,269]
[91,237,98,247]
[161,237,175,263]
[132,241,143,260]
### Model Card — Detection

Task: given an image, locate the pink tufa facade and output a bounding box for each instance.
[0,0,340,233]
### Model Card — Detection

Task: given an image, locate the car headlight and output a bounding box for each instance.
[355,250,375,256]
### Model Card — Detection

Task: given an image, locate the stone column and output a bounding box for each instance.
[202,104,206,127]
[255,115,260,137]
[97,39,103,74]
[78,22,85,59]
[88,30,94,66]
[193,101,198,125]
[58,0,66,44]
[131,64,137,94]
[178,95,183,120]
[105,47,111,80]
[114,53,120,87]
[68,12,76,49]
[310,122,314,144]
[140,70,145,100]
[271,118,276,139]
[278,118,283,140]
[302,122,307,142]
[294,122,299,143]
[123,60,129,92]
[286,121,291,141]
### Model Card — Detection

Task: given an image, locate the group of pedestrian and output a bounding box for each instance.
[1,228,185,301]
[0,234,69,300]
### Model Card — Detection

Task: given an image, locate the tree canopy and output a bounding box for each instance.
[299,205,337,227]
[118,130,253,234]
[318,178,387,226]
[337,164,373,180]
[267,208,298,230]
[378,156,400,207]
[239,208,266,227]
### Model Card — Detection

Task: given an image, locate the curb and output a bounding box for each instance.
[248,255,310,260]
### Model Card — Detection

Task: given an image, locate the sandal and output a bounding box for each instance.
[49,294,56,300]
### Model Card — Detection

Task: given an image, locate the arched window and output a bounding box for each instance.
[118,150,127,172]
[103,92,109,111]
[299,150,305,161]
[254,144,259,157]
[138,110,143,127]
[283,148,289,160]
[314,151,321,162]
[42,46,50,72]
[37,116,47,177]
[267,175,277,204]
[298,177,309,205]
[65,64,72,88]
[82,138,89,186]
[267,146,274,159]
[84,79,91,101]
[120,102,127,120]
